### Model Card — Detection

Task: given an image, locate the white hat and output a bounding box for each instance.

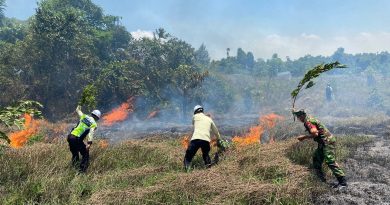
[91,110,101,119]
[193,105,203,112]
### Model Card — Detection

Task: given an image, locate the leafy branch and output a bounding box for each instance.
[79,84,98,112]
[0,131,9,143]
[291,61,347,108]
[0,100,43,128]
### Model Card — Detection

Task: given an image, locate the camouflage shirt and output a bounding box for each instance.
[304,116,332,144]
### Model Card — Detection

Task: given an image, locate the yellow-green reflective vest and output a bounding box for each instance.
[71,114,97,137]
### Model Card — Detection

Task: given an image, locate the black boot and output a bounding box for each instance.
[337,176,347,187]
[212,152,219,165]
[332,176,347,189]
[183,159,191,172]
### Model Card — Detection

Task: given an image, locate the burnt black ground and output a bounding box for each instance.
[315,135,390,205]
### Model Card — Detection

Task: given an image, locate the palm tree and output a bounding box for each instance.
[0,0,5,23]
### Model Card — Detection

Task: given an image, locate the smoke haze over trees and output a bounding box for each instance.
[1,0,390,121]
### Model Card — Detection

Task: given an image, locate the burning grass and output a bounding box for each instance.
[102,97,135,126]
[0,134,373,204]
[232,113,284,146]
[9,114,40,148]
[5,117,70,149]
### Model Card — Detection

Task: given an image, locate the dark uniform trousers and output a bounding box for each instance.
[184,139,211,168]
[67,134,89,172]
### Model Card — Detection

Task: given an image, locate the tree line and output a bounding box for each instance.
[1,0,390,120]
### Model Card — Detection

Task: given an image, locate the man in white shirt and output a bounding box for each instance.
[184,105,221,170]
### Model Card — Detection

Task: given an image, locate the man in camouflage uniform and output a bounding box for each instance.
[293,109,347,188]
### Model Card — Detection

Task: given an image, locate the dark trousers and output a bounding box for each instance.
[67,134,89,172]
[184,139,211,168]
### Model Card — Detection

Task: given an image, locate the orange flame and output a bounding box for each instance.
[232,113,284,146]
[102,97,135,126]
[146,110,159,120]
[98,140,109,149]
[181,135,190,149]
[9,114,40,148]
[260,113,284,129]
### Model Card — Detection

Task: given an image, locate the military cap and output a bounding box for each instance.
[292,109,306,116]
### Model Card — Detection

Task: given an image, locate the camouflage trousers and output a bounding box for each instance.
[313,141,345,180]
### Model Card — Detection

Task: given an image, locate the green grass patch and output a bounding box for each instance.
[27,134,45,145]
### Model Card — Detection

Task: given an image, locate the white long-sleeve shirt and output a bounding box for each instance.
[191,113,220,142]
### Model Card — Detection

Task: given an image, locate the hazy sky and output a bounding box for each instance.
[4,0,390,60]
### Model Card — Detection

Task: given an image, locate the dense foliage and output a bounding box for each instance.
[0,0,208,120]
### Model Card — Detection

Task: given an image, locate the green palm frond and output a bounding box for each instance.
[291,61,347,108]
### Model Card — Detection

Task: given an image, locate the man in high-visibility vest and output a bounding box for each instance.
[293,109,347,188]
[184,105,221,171]
[67,105,101,173]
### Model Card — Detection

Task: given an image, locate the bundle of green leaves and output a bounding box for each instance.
[79,84,98,112]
